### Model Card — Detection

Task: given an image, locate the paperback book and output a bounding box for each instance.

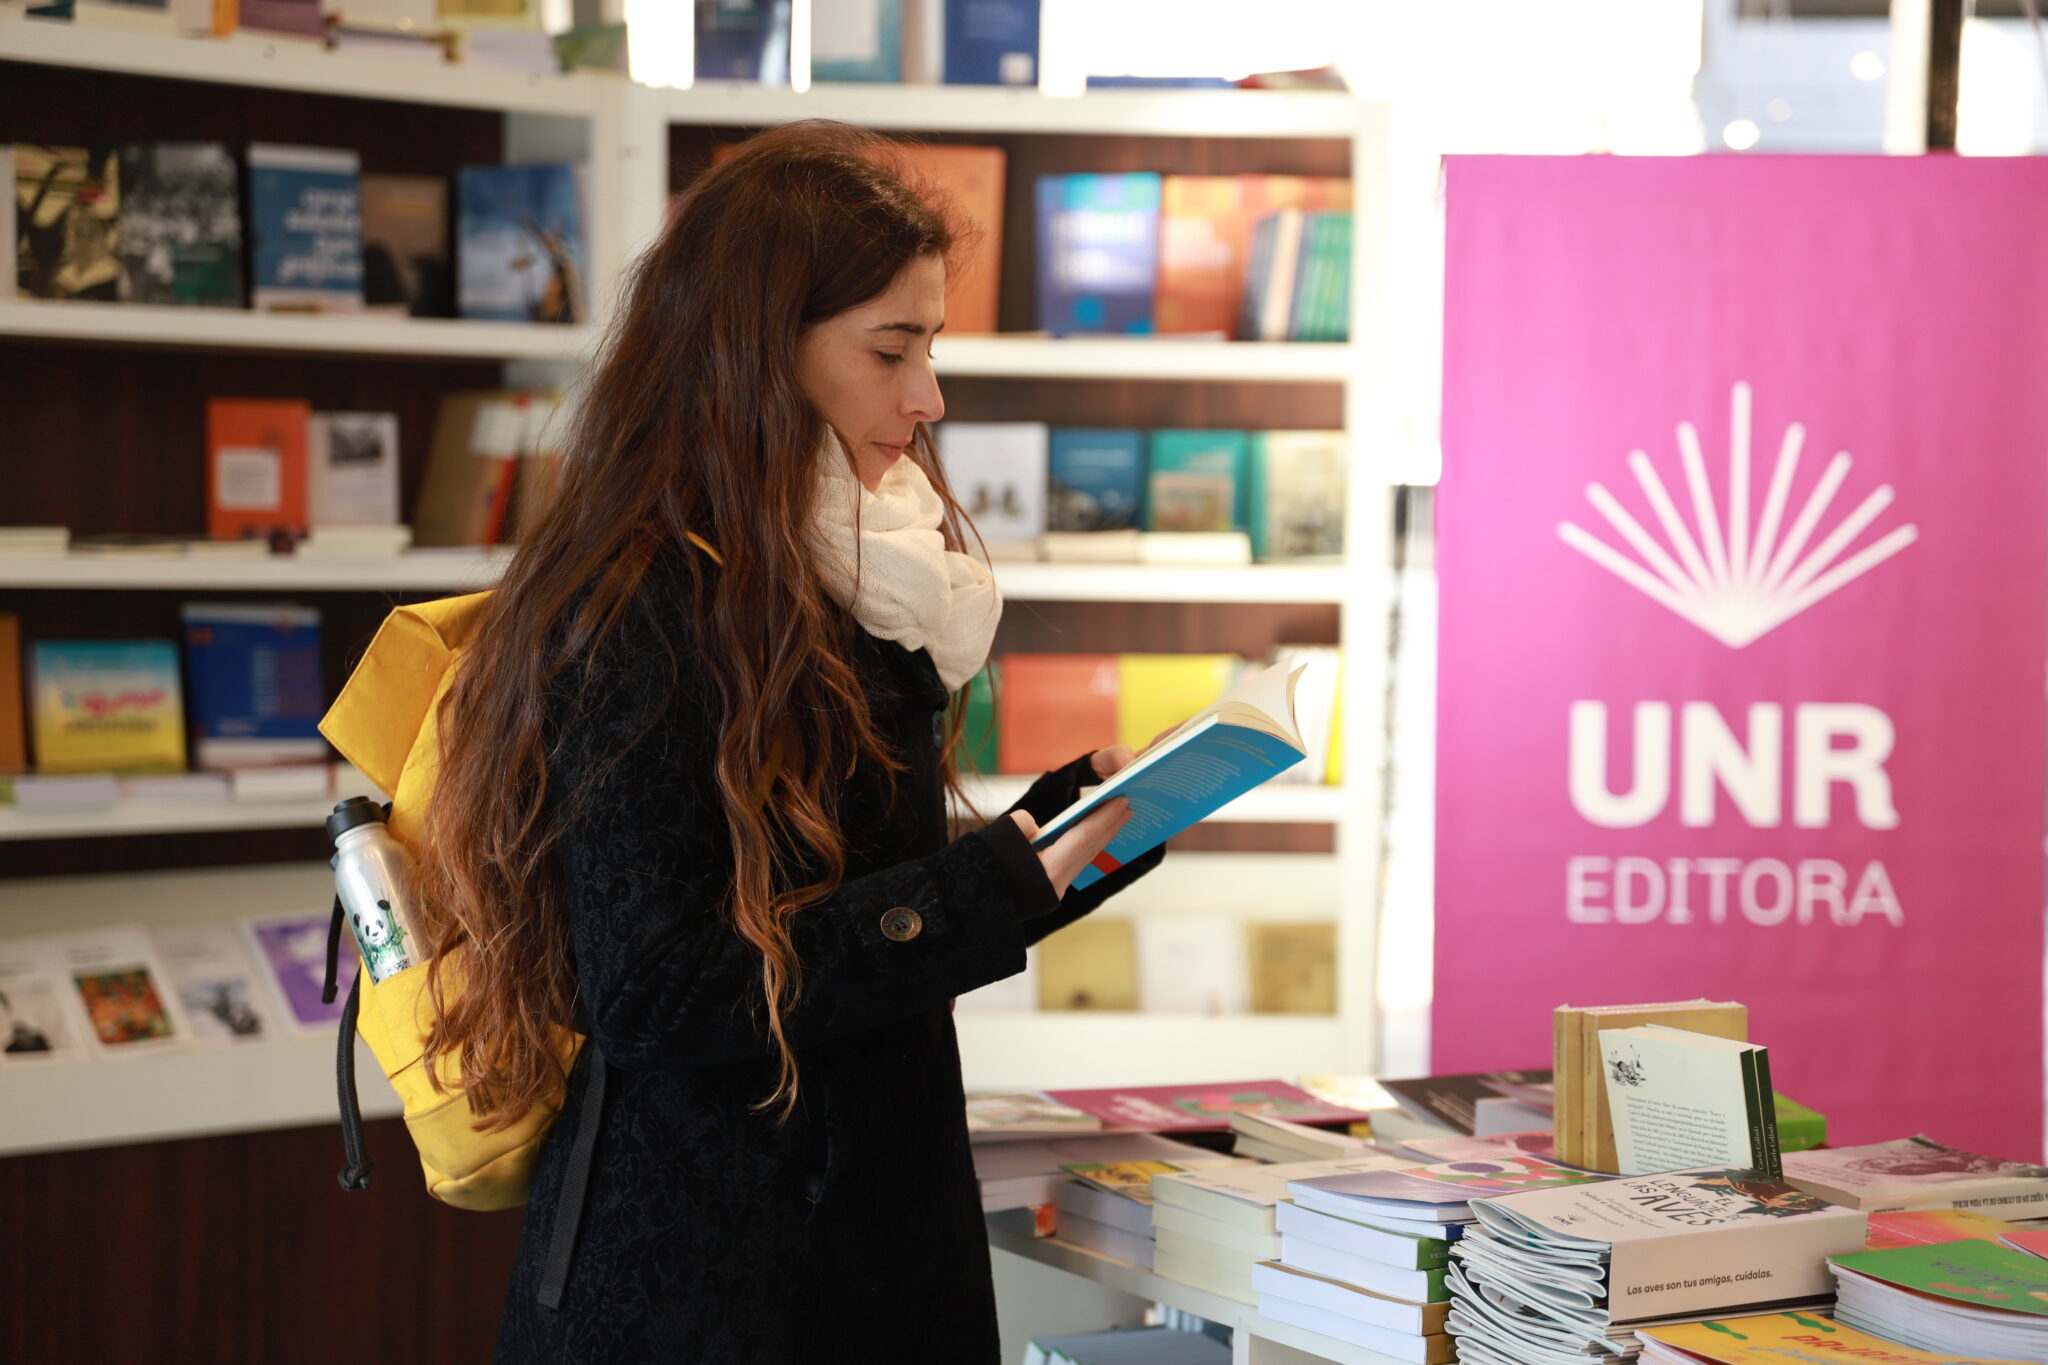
[1047,428,1144,532]
[457,163,587,324]
[1044,1078,1374,1135]
[1602,1026,1781,1179]
[151,924,274,1043]
[29,639,186,774]
[937,421,1049,545]
[1828,1241,2048,1361]
[243,912,357,1033]
[1035,173,1161,336]
[359,173,451,318]
[56,926,188,1055]
[307,412,402,527]
[116,142,242,306]
[965,1093,1102,1141]
[1638,1310,2030,1365]
[1784,1137,2048,1218]
[180,602,326,770]
[247,143,363,312]
[14,144,121,301]
[1381,1070,1555,1138]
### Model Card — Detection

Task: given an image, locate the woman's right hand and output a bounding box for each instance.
[1009,799,1133,899]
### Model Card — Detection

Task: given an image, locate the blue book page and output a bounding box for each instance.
[1032,722,1302,891]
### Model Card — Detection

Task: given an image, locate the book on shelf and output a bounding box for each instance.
[0,150,12,289]
[180,602,326,772]
[1247,430,1345,561]
[1269,645,1340,785]
[5,772,121,807]
[995,653,1118,774]
[1254,1261,1451,1343]
[1053,1175,1156,1238]
[1036,172,1162,337]
[1241,207,1353,342]
[56,925,191,1055]
[1456,1169,1865,1338]
[695,0,792,84]
[0,614,23,775]
[307,412,402,528]
[1050,1210,1156,1270]
[0,527,70,556]
[1863,1207,2021,1251]
[1828,1240,2048,1360]
[457,163,587,324]
[1638,1309,2027,1365]
[811,0,903,82]
[1601,1025,1782,1179]
[229,762,331,802]
[238,0,324,38]
[116,143,242,308]
[243,912,357,1033]
[0,937,95,1062]
[1115,653,1239,753]
[151,924,277,1044]
[455,26,557,73]
[208,398,311,545]
[296,525,414,560]
[1046,1080,1375,1136]
[964,1093,1101,1141]
[1379,1070,1554,1139]
[1783,1136,2048,1218]
[1022,1328,1229,1365]
[1030,659,1311,890]
[1272,1199,1452,1272]
[903,144,1002,334]
[1277,1220,1448,1304]
[935,421,1048,548]
[1155,175,1247,338]
[1145,429,1248,533]
[1245,922,1336,1015]
[359,173,452,318]
[121,771,233,801]
[247,143,364,313]
[413,390,548,547]
[1047,429,1144,532]
[955,660,998,775]
[943,0,1037,85]
[29,639,186,775]
[1553,999,1748,1172]
[1134,915,1243,1016]
[14,144,121,302]
[1035,915,1135,1011]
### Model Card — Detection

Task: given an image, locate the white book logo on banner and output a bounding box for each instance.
[1557,382,1918,649]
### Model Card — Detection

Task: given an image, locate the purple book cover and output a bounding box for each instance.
[1042,1079,1371,1132]
[1295,1156,1601,1206]
[246,913,356,1030]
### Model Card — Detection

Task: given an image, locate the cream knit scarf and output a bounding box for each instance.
[807,439,1002,692]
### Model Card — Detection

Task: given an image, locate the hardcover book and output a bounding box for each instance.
[29,639,186,775]
[247,143,364,312]
[116,142,241,306]
[180,602,326,771]
[1602,1025,1781,1179]
[1048,428,1144,532]
[1156,175,1247,337]
[1035,173,1161,336]
[457,163,587,324]
[360,173,451,318]
[14,144,121,301]
[943,0,1038,85]
[1028,659,1307,890]
[1146,430,1249,533]
[208,398,311,544]
[935,421,1048,546]
[1784,1136,2048,1218]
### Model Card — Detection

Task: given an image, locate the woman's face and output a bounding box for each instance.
[797,254,947,492]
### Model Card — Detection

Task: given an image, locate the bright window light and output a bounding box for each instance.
[1722,118,1762,149]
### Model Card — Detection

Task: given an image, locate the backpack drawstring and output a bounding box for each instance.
[325,892,374,1192]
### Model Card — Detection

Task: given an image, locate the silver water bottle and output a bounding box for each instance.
[327,796,425,983]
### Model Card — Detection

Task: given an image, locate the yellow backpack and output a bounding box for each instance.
[317,589,583,1215]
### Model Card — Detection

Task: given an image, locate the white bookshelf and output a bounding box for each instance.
[2,37,1395,1158]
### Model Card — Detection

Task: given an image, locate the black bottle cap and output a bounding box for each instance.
[327,795,387,842]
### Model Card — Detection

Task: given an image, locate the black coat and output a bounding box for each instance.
[494,555,1164,1364]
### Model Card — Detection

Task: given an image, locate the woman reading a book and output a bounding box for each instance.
[412,121,1166,1363]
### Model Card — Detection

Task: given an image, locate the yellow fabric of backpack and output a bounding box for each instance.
[319,589,580,1212]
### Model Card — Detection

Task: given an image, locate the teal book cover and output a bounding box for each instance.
[1146,429,1248,533]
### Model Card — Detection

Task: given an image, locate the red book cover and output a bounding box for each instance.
[207,398,310,543]
[1043,1079,1374,1133]
[1157,175,1353,338]
[996,654,1119,775]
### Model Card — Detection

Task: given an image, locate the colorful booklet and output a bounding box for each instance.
[1290,1155,1603,1224]
[29,639,186,775]
[1028,660,1308,890]
[1784,1137,2048,1218]
[243,912,357,1033]
[1829,1241,2048,1360]
[1043,1078,1372,1133]
[0,937,94,1062]
[1638,1310,2030,1365]
[55,927,189,1055]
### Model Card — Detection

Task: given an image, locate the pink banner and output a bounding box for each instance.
[1435,157,2048,1160]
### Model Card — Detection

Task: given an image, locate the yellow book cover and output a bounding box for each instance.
[30,640,186,775]
[1115,654,1240,753]
[1640,1311,2028,1365]
[1247,923,1336,1014]
[1038,917,1137,1011]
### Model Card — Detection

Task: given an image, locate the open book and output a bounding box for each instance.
[1028,660,1307,891]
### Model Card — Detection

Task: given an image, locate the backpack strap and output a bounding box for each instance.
[537,999,604,1311]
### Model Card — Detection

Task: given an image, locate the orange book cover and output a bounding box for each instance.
[712,140,1005,334]
[207,398,310,542]
[996,654,1118,775]
[0,614,23,774]
[1156,175,1246,336]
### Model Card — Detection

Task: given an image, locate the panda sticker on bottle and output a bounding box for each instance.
[327,796,425,983]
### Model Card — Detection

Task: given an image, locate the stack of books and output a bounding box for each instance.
[1448,1169,1866,1365]
[1827,1240,2048,1359]
[1228,1110,1385,1164]
[972,1132,1230,1214]
[1148,1156,1408,1303]
[1052,1172,1161,1269]
[1783,1136,2048,1219]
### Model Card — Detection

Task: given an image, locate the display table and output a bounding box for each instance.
[986,1218,1417,1365]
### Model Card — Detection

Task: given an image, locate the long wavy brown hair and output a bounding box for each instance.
[412,120,983,1129]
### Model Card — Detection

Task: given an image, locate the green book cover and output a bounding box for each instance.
[1146,429,1249,533]
[1832,1239,2048,1314]
[1310,211,1353,342]
[1773,1093,1827,1153]
[957,661,999,774]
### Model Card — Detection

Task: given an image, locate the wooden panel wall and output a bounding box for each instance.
[0,1118,523,1365]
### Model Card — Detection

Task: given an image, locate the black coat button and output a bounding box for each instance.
[880,907,923,942]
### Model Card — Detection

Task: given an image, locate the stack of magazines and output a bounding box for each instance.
[1449,1168,1867,1365]
[1828,1240,2048,1359]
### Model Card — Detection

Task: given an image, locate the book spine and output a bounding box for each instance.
[1736,1045,1767,1176]
[1749,1047,1783,1180]
[1552,1006,1581,1167]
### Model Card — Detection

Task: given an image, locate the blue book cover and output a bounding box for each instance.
[944,0,1039,86]
[1029,661,1305,891]
[813,0,901,82]
[1048,428,1145,531]
[695,0,792,83]
[247,143,363,312]
[1147,429,1249,532]
[1035,173,1161,337]
[457,163,588,325]
[180,603,325,770]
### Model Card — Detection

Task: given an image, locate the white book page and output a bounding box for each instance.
[151,924,279,1044]
[1601,1027,1756,1176]
[0,936,96,1062]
